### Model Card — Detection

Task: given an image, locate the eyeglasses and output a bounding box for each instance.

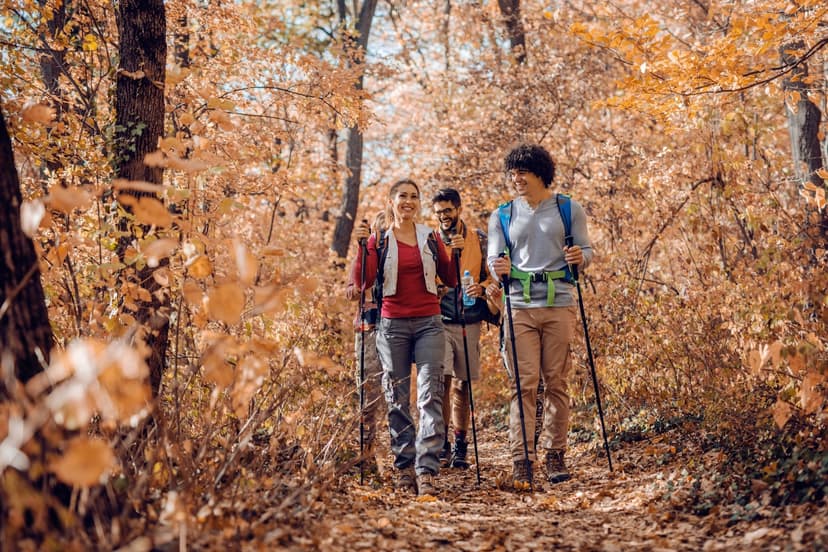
[434,208,456,216]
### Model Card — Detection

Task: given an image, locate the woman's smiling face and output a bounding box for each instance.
[390,182,421,222]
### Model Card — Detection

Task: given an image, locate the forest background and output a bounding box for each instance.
[0,0,826,548]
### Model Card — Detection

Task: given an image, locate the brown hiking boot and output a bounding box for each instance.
[394,466,417,493]
[545,449,571,483]
[512,459,533,491]
[416,473,439,497]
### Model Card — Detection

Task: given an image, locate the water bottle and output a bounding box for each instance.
[461,270,475,307]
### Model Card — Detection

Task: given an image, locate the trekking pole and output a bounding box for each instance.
[357,226,368,485]
[454,250,481,485]
[566,248,613,472]
[499,253,532,489]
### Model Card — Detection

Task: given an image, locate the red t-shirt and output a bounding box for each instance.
[352,232,457,319]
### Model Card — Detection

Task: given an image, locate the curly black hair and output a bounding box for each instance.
[503,143,555,188]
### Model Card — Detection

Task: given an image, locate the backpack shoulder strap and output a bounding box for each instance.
[374,231,389,311]
[475,228,488,283]
[555,193,573,247]
[497,201,513,254]
[426,231,439,261]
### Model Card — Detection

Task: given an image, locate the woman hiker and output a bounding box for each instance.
[352,179,462,496]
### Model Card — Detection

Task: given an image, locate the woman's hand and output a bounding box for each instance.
[354,219,371,243]
[485,282,502,302]
[345,282,359,301]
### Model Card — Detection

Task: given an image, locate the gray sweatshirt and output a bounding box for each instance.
[487,194,593,308]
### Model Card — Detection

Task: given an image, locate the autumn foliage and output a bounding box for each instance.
[1,0,827,547]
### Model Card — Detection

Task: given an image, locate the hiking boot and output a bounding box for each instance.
[438,438,451,467]
[393,466,417,493]
[449,439,469,469]
[545,449,571,484]
[512,459,533,491]
[417,473,438,497]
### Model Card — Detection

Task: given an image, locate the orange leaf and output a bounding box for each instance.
[21,103,55,124]
[132,197,173,227]
[182,279,203,305]
[233,240,258,286]
[187,255,212,279]
[800,372,824,414]
[52,438,114,487]
[48,186,94,213]
[772,400,792,429]
[207,283,245,325]
[142,238,178,268]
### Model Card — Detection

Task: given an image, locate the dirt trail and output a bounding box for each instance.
[312,427,825,551]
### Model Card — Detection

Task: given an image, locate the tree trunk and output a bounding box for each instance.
[0,104,53,389]
[114,0,168,395]
[330,0,378,258]
[497,0,527,64]
[780,41,827,242]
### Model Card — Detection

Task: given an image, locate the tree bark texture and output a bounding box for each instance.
[780,41,827,241]
[0,106,54,388]
[115,0,166,185]
[331,0,379,258]
[115,0,169,394]
[497,0,527,64]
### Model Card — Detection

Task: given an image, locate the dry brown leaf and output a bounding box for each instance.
[51,438,114,487]
[293,348,340,375]
[187,255,213,279]
[233,240,258,286]
[183,279,203,304]
[142,238,178,267]
[207,283,245,325]
[112,178,166,194]
[800,372,824,414]
[772,399,792,429]
[132,196,173,227]
[251,285,287,315]
[788,352,805,375]
[21,103,55,123]
[167,155,211,173]
[202,342,233,388]
[47,186,94,213]
[143,150,166,167]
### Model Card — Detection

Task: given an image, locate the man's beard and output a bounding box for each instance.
[441,218,458,233]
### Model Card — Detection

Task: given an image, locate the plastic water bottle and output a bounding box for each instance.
[461,270,475,307]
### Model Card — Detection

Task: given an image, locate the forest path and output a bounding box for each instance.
[312,425,820,551]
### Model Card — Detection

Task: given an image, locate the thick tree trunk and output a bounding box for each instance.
[115,0,166,186]
[331,0,378,258]
[497,0,527,64]
[114,0,168,394]
[0,105,53,389]
[780,41,827,242]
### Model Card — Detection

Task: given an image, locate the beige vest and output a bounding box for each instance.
[381,224,438,297]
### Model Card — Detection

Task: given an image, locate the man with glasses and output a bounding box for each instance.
[431,188,492,470]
